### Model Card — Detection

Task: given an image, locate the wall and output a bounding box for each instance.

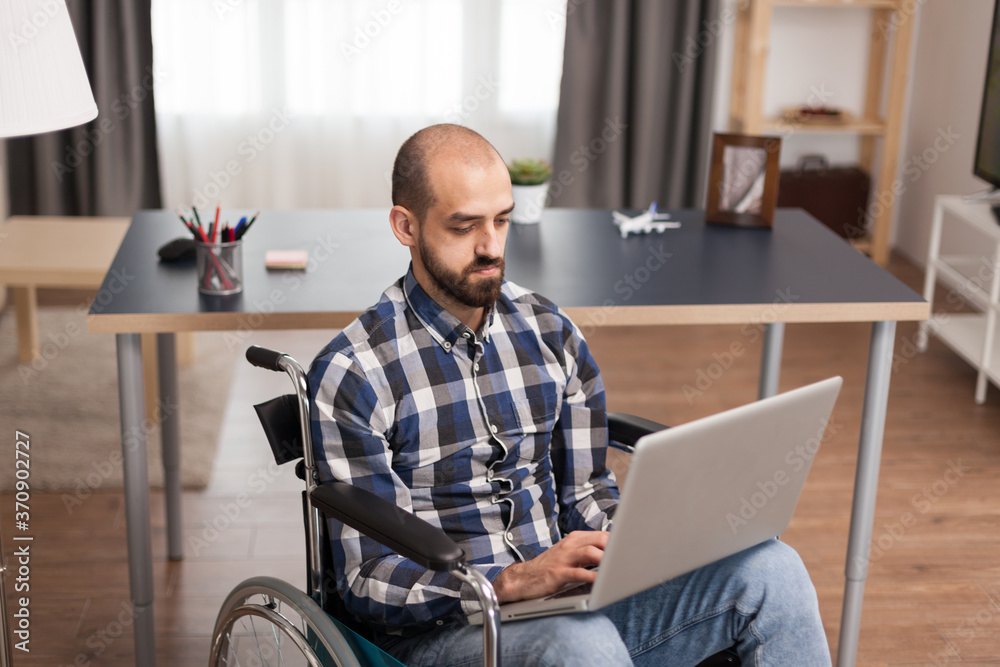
[711,0,996,266]
[893,0,995,265]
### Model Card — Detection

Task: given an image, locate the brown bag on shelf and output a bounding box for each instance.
[777,155,870,239]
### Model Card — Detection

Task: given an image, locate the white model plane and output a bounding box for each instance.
[611,202,681,238]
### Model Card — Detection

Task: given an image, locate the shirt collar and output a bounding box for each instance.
[402,265,495,352]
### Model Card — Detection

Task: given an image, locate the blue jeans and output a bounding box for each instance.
[379,539,831,666]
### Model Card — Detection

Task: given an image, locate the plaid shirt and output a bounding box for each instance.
[307,267,618,635]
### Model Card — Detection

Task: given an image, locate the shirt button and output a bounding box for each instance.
[474,362,480,372]
[442,341,451,351]
[507,532,515,541]
[486,469,493,480]
[490,424,498,434]
[462,332,471,339]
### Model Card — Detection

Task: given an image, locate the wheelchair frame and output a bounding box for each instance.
[209,347,501,667]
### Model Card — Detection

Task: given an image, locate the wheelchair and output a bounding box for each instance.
[209,345,740,667]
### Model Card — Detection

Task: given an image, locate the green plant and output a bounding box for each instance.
[507,158,552,186]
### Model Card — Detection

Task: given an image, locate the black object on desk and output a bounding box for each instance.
[157,237,196,263]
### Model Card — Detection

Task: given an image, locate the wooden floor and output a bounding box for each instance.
[3,253,1000,666]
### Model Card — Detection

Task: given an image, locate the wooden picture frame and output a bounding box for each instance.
[705,133,782,228]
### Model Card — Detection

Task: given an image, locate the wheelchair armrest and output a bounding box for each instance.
[310,482,466,572]
[607,412,669,450]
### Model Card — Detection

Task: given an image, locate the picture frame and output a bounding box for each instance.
[705,133,782,228]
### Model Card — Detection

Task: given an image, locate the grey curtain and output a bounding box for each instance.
[551,0,720,209]
[6,0,161,216]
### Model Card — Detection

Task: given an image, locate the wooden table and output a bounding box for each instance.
[0,216,129,362]
[89,208,928,667]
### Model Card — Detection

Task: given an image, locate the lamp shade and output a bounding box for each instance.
[0,0,98,138]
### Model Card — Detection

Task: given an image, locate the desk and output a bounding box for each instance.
[88,208,927,667]
[0,216,129,362]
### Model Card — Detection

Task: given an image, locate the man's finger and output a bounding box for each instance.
[565,566,599,583]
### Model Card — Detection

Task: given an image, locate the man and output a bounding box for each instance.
[308,124,832,666]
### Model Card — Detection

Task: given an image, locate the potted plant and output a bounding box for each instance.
[507,158,552,224]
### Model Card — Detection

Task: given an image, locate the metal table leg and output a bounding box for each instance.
[759,322,785,399]
[837,320,896,667]
[157,333,183,561]
[116,333,157,666]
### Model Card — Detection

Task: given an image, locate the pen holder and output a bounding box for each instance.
[195,240,243,295]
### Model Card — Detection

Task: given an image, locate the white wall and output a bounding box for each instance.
[712,0,997,266]
[893,0,995,265]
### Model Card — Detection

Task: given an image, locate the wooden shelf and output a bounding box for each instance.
[760,116,886,135]
[729,0,915,266]
[849,235,872,255]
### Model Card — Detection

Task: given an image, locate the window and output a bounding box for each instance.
[152,0,567,208]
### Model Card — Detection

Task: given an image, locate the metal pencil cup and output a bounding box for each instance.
[196,240,243,295]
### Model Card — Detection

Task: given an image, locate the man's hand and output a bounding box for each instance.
[492,531,610,603]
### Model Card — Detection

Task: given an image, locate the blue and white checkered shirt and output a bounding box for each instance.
[308,266,618,635]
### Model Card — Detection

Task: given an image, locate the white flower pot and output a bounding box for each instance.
[510,182,550,224]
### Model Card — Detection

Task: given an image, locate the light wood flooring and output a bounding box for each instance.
[2,254,1000,666]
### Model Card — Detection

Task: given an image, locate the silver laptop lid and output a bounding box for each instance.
[589,376,842,609]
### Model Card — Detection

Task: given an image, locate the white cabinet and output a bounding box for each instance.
[919,195,1000,403]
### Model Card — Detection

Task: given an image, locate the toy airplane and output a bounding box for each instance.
[611,202,681,238]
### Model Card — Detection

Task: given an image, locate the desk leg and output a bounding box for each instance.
[837,320,895,667]
[12,286,40,363]
[157,333,183,561]
[758,322,785,399]
[116,334,157,666]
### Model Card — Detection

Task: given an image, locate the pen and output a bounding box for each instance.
[233,216,247,238]
[175,209,193,233]
[176,209,206,242]
[237,211,260,240]
[213,204,221,243]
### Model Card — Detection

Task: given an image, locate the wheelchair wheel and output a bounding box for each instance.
[210,576,363,667]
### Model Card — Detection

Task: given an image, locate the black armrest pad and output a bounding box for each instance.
[310,482,465,572]
[607,412,669,449]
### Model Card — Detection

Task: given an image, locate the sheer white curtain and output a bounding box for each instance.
[151,0,567,210]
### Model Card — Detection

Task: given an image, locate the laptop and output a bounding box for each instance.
[469,376,842,625]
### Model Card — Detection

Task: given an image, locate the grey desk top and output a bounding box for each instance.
[88,208,928,333]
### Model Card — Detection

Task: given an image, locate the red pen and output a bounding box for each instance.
[213,204,221,242]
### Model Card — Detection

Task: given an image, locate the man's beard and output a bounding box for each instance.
[419,235,505,309]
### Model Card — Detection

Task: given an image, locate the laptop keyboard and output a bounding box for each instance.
[547,581,593,600]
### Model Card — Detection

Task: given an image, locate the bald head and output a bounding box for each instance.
[392,124,505,220]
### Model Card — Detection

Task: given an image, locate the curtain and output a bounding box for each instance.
[551,0,720,210]
[6,0,162,216]
[151,0,567,210]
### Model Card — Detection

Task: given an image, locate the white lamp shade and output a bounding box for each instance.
[0,0,98,138]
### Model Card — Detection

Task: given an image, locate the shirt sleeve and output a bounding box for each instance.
[308,349,504,633]
[547,311,619,534]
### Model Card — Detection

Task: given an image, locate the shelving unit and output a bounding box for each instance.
[919,195,1000,404]
[729,0,916,265]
